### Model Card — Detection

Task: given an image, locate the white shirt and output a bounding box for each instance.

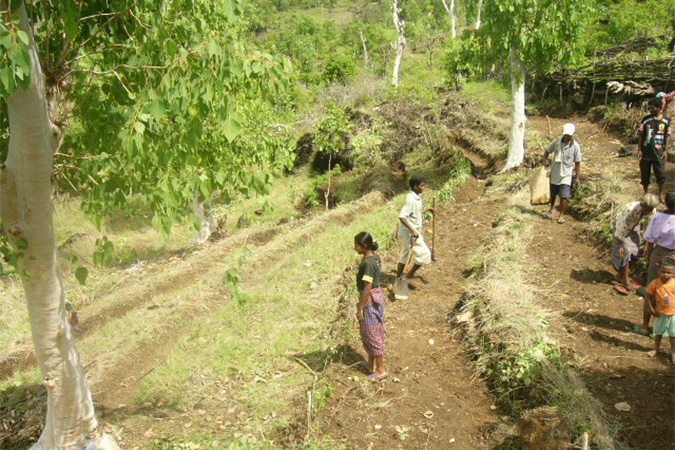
[546,136,582,186]
[399,191,423,234]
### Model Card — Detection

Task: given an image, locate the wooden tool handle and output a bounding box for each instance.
[403,238,415,272]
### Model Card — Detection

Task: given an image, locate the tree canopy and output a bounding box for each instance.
[2,0,293,234]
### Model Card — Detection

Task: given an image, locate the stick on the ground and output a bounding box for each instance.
[289,355,318,376]
[432,198,437,261]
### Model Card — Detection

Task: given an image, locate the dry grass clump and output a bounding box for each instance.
[569,171,634,249]
[588,104,644,143]
[453,183,623,449]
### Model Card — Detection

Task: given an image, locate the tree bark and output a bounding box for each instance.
[441,0,457,37]
[503,51,526,171]
[359,28,369,68]
[476,0,483,29]
[391,0,406,87]
[1,3,119,449]
[193,191,215,245]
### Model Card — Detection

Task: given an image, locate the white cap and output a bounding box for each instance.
[562,123,575,136]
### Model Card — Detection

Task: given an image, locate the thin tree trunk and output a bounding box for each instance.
[1,3,119,449]
[391,0,406,87]
[359,28,369,67]
[503,50,526,171]
[476,0,483,29]
[193,191,215,245]
[441,0,457,37]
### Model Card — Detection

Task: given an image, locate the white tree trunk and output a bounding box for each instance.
[476,0,483,29]
[1,4,119,450]
[391,0,406,87]
[503,50,526,171]
[359,28,369,67]
[441,0,457,37]
[193,191,215,245]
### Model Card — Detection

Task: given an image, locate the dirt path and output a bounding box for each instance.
[526,117,675,450]
[317,159,505,449]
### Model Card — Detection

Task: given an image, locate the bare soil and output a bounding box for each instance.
[524,116,675,450]
[315,157,507,449]
[3,113,673,450]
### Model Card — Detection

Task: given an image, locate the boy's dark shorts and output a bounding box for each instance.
[640,158,666,187]
[550,183,571,199]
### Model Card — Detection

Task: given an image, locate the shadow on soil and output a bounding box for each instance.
[293,344,365,373]
[570,268,615,285]
[564,311,636,333]
[577,364,674,450]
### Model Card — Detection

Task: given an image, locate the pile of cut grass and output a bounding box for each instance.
[454,182,624,450]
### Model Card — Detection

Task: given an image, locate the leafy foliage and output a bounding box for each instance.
[2,1,294,236]
[321,52,356,85]
[582,0,675,49]
[0,3,30,97]
[314,102,353,155]
[445,0,593,79]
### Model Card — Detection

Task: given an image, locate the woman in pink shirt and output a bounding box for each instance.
[638,190,675,335]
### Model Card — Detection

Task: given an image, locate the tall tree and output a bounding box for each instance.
[0,0,290,447]
[446,0,591,170]
[476,0,483,28]
[0,3,119,448]
[441,0,457,37]
[391,0,406,86]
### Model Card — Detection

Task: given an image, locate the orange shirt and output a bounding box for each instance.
[646,278,675,315]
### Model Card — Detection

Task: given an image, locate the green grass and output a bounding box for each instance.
[462,80,511,114]
[129,198,399,448]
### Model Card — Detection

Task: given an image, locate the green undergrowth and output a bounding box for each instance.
[461,80,512,114]
[129,198,399,448]
[454,177,624,450]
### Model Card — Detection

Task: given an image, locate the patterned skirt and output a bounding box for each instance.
[610,231,640,271]
[359,286,386,357]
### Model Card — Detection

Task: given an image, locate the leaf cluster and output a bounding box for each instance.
[2,1,296,235]
[444,0,593,79]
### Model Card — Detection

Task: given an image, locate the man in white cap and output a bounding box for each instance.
[543,123,582,224]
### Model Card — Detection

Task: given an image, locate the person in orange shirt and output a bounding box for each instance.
[645,257,675,362]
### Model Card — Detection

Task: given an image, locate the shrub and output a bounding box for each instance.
[321,53,357,85]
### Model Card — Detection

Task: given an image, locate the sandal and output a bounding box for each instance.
[629,280,642,289]
[633,324,652,337]
[557,217,566,224]
[367,372,389,381]
[614,285,629,295]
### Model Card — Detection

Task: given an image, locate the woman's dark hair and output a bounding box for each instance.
[648,97,664,109]
[666,190,675,212]
[660,257,675,268]
[354,232,379,251]
[409,175,426,190]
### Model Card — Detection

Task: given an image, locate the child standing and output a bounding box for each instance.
[645,257,675,362]
[397,175,434,281]
[354,232,387,380]
[638,96,672,203]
